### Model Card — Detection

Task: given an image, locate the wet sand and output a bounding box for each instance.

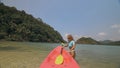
[0,41,49,68]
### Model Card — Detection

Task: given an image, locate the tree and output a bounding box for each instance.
[0,4,65,42]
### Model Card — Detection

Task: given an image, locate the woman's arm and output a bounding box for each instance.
[61,43,68,47]
[64,44,68,47]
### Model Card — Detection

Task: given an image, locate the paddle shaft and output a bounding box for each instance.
[60,47,63,54]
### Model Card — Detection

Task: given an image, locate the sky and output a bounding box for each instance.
[2,0,120,41]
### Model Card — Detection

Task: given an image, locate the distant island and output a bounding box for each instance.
[0,3,65,42]
[76,37,120,45]
[76,37,100,44]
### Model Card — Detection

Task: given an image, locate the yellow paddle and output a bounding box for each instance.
[55,54,63,65]
[55,44,64,65]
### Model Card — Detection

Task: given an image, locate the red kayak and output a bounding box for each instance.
[40,46,80,68]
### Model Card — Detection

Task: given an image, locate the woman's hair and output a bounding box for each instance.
[67,34,74,40]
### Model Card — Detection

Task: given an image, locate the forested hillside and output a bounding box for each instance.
[76,37,120,45]
[76,37,100,44]
[0,3,64,42]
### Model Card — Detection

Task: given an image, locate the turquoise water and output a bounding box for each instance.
[26,42,120,68]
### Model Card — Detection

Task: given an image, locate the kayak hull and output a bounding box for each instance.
[40,46,80,68]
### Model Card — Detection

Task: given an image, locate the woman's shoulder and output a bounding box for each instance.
[70,40,75,44]
[71,40,75,42]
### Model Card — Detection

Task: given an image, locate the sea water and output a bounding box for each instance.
[75,44,120,68]
[28,43,120,68]
[1,42,120,68]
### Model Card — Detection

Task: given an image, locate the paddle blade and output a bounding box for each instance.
[55,55,64,65]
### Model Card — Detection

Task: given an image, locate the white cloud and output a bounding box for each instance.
[81,35,91,38]
[111,24,120,34]
[65,33,69,37]
[111,24,120,28]
[74,35,80,41]
[98,32,107,36]
[118,30,120,33]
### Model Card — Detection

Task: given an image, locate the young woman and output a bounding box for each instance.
[63,34,76,58]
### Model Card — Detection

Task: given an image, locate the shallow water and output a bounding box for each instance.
[0,42,120,68]
[75,44,120,68]
[28,43,120,68]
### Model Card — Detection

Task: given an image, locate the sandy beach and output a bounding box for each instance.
[0,41,50,68]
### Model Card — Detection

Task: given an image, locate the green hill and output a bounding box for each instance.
[110,41,120,45]
[0,3,64,42]
[76,37,100,44]
[100,40,120,45]
[76,37,120,45]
